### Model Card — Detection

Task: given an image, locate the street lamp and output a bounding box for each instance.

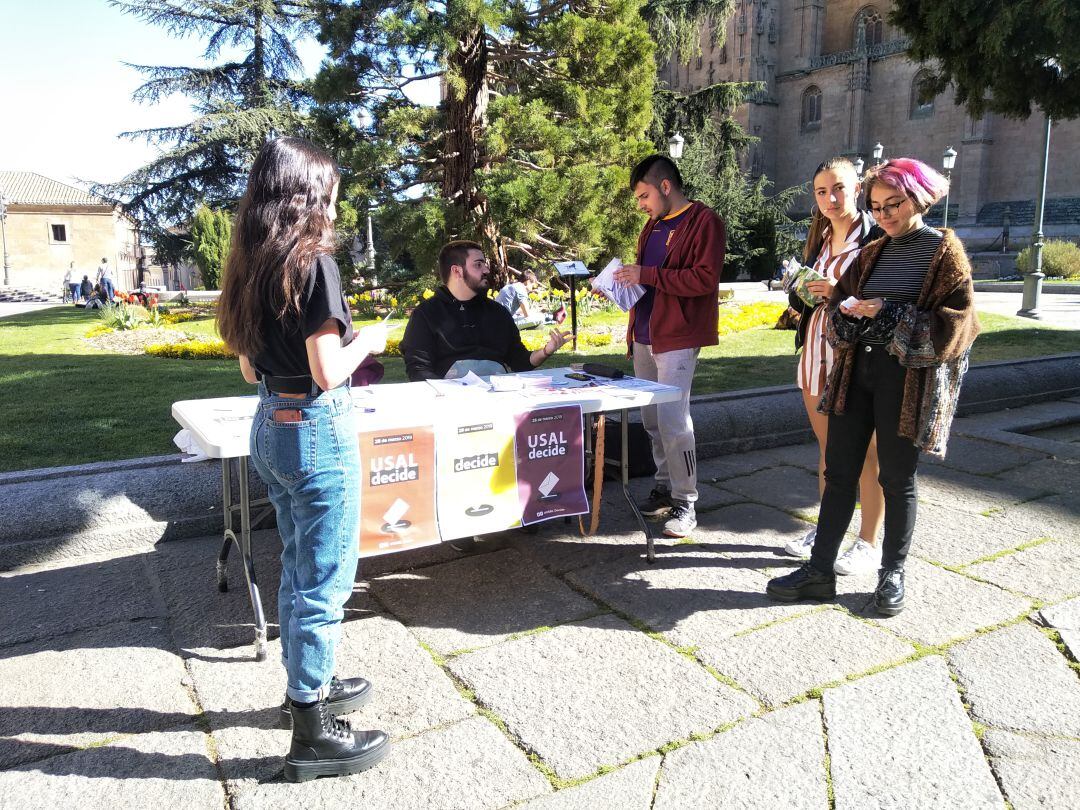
[668,132,685,160]
[941,146,957,230]
[872,142,884,166]
[1018,111,1052,320]
[0,194,11,286]
[853,156,865,177]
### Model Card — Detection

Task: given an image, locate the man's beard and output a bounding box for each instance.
[464,273,489,294]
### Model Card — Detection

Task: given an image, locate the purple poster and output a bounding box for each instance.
[514,405,589,526]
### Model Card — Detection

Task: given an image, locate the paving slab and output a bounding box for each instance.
[0,548,165,648]
[923,435,1049,476]
[994,495,1079,543]
[372,548,600,655]
[232,716,551,810]
[966,538,1080,602]
[983,729,1080,810]
[696,451,779,483]
[717,466,821,518]
[689,502,814,562]
[996,457,1080,498]
[448,614,757,780]
[567,550,819,648]
[837,557,1032,646]
[0,620,194,770]
[947,622,1080,737]
[916,465,1048,516]
[907,502,1039,567]
[1039,595,1080,631]
[188,611,475,788]
[759,441,819,472]
[698,608,915,707]
[823,656,1004,810]
[521,756,659,810]
[654,701,828,810]
[0,725,223,810]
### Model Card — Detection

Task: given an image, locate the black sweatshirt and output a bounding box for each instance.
[400,285,535,381]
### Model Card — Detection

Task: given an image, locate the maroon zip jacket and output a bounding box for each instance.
[626,200,726,355]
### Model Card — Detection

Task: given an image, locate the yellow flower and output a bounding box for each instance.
[389,297,398,307]
[422,288,435,299]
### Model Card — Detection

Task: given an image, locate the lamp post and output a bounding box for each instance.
[1018,111,1052,320]
[0,194,10,286]
[668,132,685,161]
[853,156,865,177]
[872,142,884,166]
[941,146,957,230]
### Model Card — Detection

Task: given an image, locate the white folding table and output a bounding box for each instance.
[172,368,681,660]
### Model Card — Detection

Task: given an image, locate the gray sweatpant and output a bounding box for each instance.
[632,342,699,503]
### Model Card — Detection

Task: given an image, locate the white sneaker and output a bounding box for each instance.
[833,538,882,576]
[782,526,816,558]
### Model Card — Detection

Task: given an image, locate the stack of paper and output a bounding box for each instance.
[591,258,645,312]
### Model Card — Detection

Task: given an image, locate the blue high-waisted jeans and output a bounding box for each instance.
[249,381,360,703]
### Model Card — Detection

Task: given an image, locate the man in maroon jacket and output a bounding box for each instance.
[614,155,726,537]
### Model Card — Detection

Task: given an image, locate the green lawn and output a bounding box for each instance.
[1,305,1078,473]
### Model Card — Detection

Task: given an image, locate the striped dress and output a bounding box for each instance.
[797,218,870,395]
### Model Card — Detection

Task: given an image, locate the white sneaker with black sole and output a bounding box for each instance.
[833,538,882,575]
[782,526,816,558]
[663,500,697,538]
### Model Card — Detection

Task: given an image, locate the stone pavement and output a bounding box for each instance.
[1,398,1079,809]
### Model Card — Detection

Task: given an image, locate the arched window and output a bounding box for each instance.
[802,86,822,132]
[853,6,885,48]
[910,70,935,118]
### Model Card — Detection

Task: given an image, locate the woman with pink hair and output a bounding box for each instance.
[767,158,980,615]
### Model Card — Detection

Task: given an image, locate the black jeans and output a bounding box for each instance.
[810,343,920,575]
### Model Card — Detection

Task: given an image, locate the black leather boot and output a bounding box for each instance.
[279,675,373,728]
[766,562,837,602]
[874,566,906,616]
[284,700,390,782]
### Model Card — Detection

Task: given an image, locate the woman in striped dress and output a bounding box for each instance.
[783,157,885,576]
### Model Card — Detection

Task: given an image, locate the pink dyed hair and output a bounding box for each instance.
[863,158,950,213]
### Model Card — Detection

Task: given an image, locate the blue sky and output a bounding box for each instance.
[0,0,436,188]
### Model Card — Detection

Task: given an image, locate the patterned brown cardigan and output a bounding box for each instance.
[819,228,980,456]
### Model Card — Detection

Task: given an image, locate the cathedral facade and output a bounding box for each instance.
[661,1,1080,244]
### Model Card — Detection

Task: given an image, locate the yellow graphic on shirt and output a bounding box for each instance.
[662,203,692,247]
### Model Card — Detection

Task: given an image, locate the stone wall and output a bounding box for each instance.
[4,205,138,291]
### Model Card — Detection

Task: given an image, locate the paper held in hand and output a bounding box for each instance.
[591,258,645,312]
[781,256,824,308]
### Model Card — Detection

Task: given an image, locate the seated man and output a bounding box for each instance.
[495,270,545,329]
[401,240,568,381]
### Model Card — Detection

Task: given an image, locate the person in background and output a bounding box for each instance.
[64,263,80,303]
[216,137,391,782]
[782,157,886,575]
[613,154,725,539]
[400,241,568,381]
[767,158,979,616]
[80,275,93,303]
[495,270,546,329]
[96,257,115,302]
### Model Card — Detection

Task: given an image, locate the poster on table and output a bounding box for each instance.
[434,411,522,540]
[514,405,588,525]
[358,424,439,557]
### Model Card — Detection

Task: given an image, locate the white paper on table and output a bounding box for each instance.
[609,376,674,393]
[173,429,210,463]
[591,257,645,312]
[425,375,492,396]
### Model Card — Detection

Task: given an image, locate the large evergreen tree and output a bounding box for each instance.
[101,0,318,261]
[312,0,656,283]
[891,0,1080,120]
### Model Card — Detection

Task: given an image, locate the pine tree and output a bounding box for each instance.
[189,205,233,289]
[101,0,317,262]
[312,0,656,284]
[891,0,1080,120]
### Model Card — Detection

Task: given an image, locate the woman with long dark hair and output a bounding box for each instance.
[217,137,390,782]
[767,158,979,615]
[782,157,885,575]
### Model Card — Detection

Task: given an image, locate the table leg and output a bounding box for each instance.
[618,409,655,563]
[217,459,233,593]
[238,457,268,661]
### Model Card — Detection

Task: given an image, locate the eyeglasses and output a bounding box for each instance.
[869,198,909,219]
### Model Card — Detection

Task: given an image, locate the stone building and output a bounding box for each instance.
[0,171,143,292]
[661,1,1080,247]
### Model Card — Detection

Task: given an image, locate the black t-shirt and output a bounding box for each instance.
[252,254,354,379]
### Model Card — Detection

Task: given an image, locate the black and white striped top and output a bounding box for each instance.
[862,226,942,304]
